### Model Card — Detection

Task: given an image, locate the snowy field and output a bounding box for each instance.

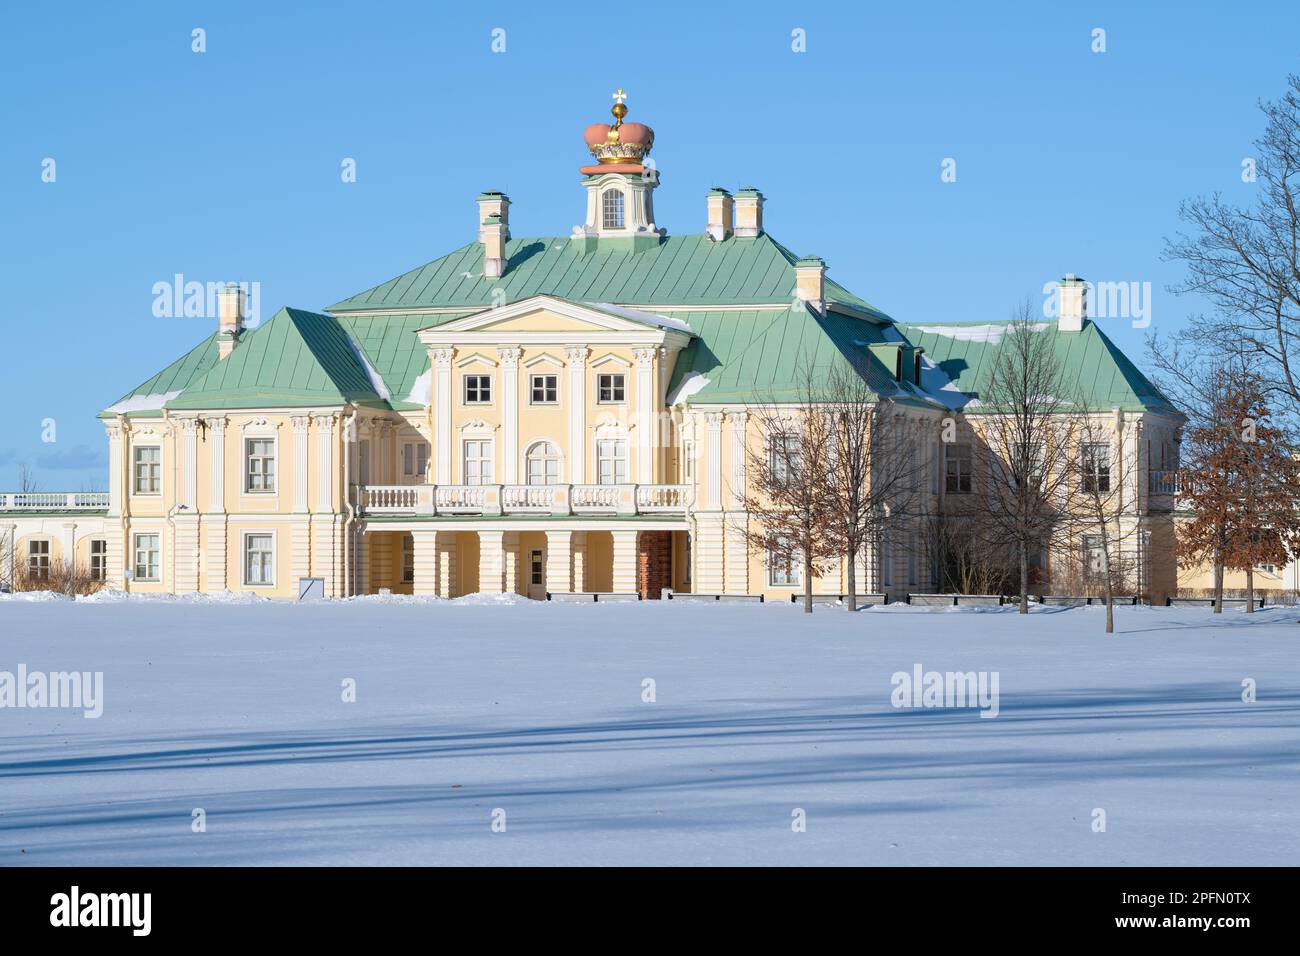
[1,593,1297,866]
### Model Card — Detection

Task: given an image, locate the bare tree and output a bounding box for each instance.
[1164,75,1300,424]
[977,302,1078,612]
[821,361,929,611]
[18,464,38,493]
[742,366,838,614]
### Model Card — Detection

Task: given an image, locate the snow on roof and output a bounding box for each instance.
[104,390,183,414]
[588,302,695,334]
[665,371,711,405]
[909,322,1050,344]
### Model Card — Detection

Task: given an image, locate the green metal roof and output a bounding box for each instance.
[663,305,926,406]
[898,319,1179,414]
[333,311,471,410]
[102,333,221,417]
[326,233,886,318]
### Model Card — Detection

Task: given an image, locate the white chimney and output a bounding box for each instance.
[794,255,826,314]
[706,187,733,241]
[477,191,511,279]
[733,187,764,237]
[1058,274,1087,332]
[216,284,246,360]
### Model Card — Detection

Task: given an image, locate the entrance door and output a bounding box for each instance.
[528,549,546,600]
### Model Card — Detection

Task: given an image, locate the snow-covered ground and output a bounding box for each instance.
[1,595,1297,866]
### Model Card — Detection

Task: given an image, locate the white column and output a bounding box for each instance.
[726,411,748,509]
[313,413,336,512]
[611,529,639,594]
[177,416,198,511]
[693,514,725,592]
[411,529,439,595]
[634,348,658,482]
[503,530,521,594]
[61,521,76,570]
[104,423,124,516]
[571,531,588,592]
[566,346,589,483]
[724,514,749,594]
[207,416,226,512]
[434,348,454,484]
[546,530,573,593]
[479,530,506,593]
[436,531,458,598]
[705,412,724,509]
[291,416,310,513]
[499,347,521,484]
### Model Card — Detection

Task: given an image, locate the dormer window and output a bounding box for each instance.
[602,189,625,229]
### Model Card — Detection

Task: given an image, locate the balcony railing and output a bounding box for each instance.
[0,492,110,512]
[358,483,693,517]
[1148,470,1180,496]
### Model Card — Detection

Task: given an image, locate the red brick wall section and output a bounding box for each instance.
[637,531,672,600]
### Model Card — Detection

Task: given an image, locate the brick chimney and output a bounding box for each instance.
[1058,274,1087,332]
[216,284,246,359]
[477,191,511,279]
[733,187,764,237]
[794,255,826,314]
[706,187,733,241]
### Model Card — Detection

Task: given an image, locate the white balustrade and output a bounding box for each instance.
[357,483,691,517]
[0,492,110,511]
[501,485,552,513]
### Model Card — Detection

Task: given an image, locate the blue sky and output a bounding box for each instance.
[2,0,1297,490]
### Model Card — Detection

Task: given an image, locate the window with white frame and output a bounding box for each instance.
[245,438,276,493]
[463,374,492,405]
[769,432,801,483]
[596,438,627,484]
[89,539,107,581]
[1081,534,1106,577]
[944,442,972,494]
[530,374,558,404]
[463,439,494,485]
[402,441,429,481]
[133,533,160,582]
[680,439,696,483]
[133,446,161,495]
[402,534,414,584]
[1080,443,1111,493]
[27,539,50,581]
[768,540,801,587]
[601,189,625,229]
[244,533,274,586]
[597,373,625,403]
[525,441,561,485]
[358,438,370,487]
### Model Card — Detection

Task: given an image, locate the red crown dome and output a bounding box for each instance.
[581,89,654,174]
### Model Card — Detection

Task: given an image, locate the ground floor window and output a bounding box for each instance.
[402,535,415,584]
[134,533,160,582]
[768,541,801,587]
[89,539,107,581]
[244,533,274,586]
[27,539,50,581]
[1081,534,1106,576]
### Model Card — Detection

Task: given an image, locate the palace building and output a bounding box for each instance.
[0,93,1187,602]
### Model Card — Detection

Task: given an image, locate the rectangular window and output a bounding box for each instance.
[244,533,274,586]
[402,535,415,584]
[530,374,558,404]
[881,536,893,587]
[358,439,370,487]
[602,189,625,230]
[402,442,429,480]
[245,438,276,493]
[597,373,626,403]
[27,540,50,581]
[133,533,160,582]
[530,549,544,587]
[770,433,802,483]
[463,439,494,485]
[944,442,972,494]
[768,542,801,587]
[133,446,161,495]
[1081,443,1111,493]
[596,438,627,484]
[89,539,107,581]
[463,374,492,405]
[907,533,918,587]
[1081,534,1105,576]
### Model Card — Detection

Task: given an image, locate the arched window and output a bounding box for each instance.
[601,189,625,230]
[525,441,561,485]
